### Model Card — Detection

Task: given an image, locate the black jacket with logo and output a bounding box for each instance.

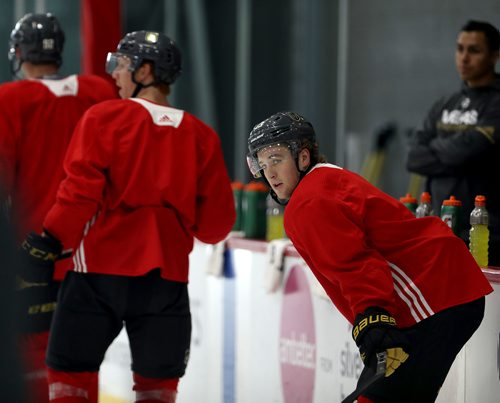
[407,76,500,265]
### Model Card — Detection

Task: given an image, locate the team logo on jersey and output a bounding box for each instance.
[279,265,316,403]
[441,108,478,125]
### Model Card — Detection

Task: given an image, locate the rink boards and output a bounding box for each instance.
[100,239,500,403]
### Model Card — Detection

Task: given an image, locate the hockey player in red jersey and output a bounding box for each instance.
[21,30,235,402]
[246,111,493,403]
[0,13,116,403]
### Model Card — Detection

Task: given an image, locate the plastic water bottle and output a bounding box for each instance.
[469,195,489,268]
[231,181,245,232]
[440,195,462,236]
[399,193,418,215]
[242,181,268,239]
[266,195,286,241]
[415,192,433,218]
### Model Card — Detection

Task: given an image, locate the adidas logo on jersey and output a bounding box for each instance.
[159,114,173,123]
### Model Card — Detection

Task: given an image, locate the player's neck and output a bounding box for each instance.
[21,63,59,79]
[136,86,170,106]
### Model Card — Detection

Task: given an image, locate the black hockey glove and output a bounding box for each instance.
[352,307,410,377]
[18,231,62,285]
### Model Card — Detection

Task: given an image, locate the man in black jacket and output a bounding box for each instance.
[407,20,500,266]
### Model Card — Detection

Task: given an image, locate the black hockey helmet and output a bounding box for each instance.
[8,13,65,71]
[106,30,182,85]
[247,111,316,178]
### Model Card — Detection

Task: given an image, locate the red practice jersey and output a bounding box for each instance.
[44,98,235,282]
[284,163,493,328]
[0,74,116,242]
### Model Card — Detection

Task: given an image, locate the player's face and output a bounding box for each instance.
[257,145,309,201]
[110,55,135,99]
[455,31,499,87]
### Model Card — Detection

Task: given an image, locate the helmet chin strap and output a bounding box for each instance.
[131,71,157,98]
[262,158,312,206]
[270,188,289,206]
[131,83,143,98]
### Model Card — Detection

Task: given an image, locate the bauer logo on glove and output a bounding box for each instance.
[352,307,410,378]
[352,312,397,341]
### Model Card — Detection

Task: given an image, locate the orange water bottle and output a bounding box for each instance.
[399,193,418,215]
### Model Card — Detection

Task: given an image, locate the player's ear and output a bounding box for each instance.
[137,62,154,83]
[298,148,311,171]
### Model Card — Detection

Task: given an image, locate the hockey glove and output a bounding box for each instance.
[18,231,62,285]
[352,307,410,377]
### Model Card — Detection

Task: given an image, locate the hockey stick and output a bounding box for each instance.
[341,351,387,403]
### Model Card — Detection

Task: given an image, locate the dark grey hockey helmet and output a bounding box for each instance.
[247,111,316,178]
[8,13,65,71]
[106,30,182,85]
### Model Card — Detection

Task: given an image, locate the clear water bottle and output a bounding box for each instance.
[469,195,489,268]
[415,192,433,218]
